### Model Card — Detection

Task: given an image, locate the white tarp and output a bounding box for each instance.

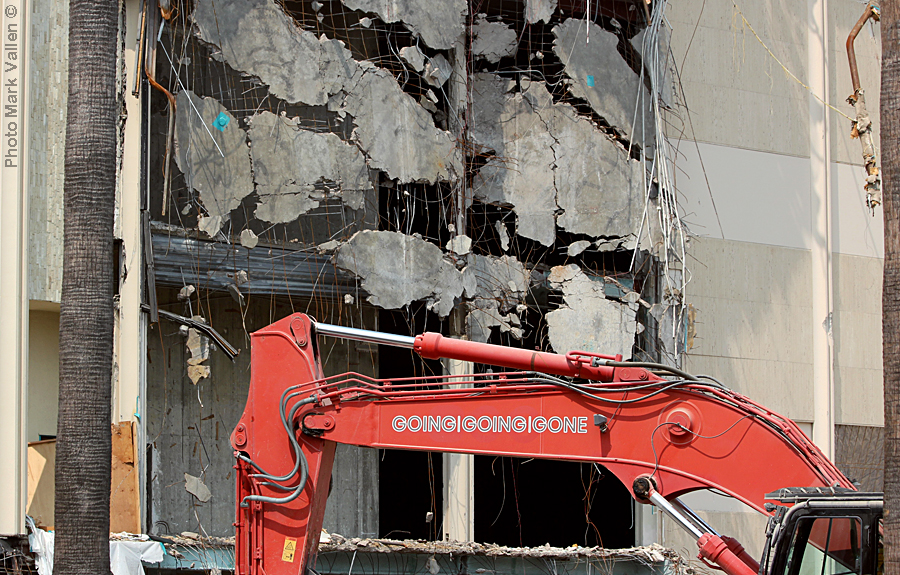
[27,519,165,575]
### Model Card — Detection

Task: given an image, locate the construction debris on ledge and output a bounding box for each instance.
[318,532,675,562]
[119,530,683,575]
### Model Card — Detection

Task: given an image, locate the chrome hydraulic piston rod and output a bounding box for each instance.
[315,322,416,349]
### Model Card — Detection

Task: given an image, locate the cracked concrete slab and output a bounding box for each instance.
[471,15,518,63]
[343,66,459,184]
[174,91,252,236]
[193,0,358,105]
[547,99,644,244]
[471,74,642,246]
[470,74,558,246]
[340,0,466,50]
[546,265,636,356]
[526,0,556,23]
[466,255,528,342]
[249,111,371,224]
[552,19,653,145]
[335,230,466,316]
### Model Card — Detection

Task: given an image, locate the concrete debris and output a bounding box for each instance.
[240,229,258,249]
[525,0,556,24]
[343,66,459,184]
[427,556,440,575]
[466,255,528,342]
[423,54,452,87]
[471,15,518,63]
[495,221,510,251]
[567,240,591,256]
[249,111,371,223]
[399,45,426,72]
[235,270,249,285]
[594,236,638,252]
[177,284,195,301]
[187,365,210,385]
[197,216,223,238]
[175,91,252,236]
[343,293,355,304]
[318,239,340,252]
[420,97,438,113]
[552,19,653,146]
[359,16,373,27]
[546,265,636,357]
[339,0,466,50]
[184,473,212,502]
[445,234,472,255]
[193,0,357,105]
[335,230,467,317]
[471,74,641,246]
[186,316,211,384]
[319,533,674,563]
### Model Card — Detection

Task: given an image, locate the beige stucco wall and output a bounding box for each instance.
[833,252,883,426]
[683,238,814,421]
[27,308,59,443]
[666,0,809,156]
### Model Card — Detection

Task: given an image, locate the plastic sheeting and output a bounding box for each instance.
[27,519,165,575]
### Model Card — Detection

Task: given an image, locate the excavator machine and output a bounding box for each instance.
[231,314,883,575]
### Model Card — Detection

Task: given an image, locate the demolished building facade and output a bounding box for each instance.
[0,0,887,569]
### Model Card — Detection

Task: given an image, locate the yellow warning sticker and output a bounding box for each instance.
[282,538,297,562]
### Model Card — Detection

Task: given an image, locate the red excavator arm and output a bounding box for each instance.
[231,314,852,575]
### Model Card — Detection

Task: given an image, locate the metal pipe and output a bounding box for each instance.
[846,1,879,94]
[845,1,881,211]
[314,322,417,349]
[673,498,720,536]
[648,490,704,540]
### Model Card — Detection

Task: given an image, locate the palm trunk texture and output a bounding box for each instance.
[884,1,900,574]
[53,0,119,574]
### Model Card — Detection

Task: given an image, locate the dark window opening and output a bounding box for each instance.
[475,456,634,548]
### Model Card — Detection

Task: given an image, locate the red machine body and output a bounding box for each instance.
[231,314,852,575]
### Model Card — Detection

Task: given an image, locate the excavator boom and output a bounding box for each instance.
[231,314,852,575]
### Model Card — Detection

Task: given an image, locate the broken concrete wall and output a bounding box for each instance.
[341,66,460,184]
[335,230,473,317]
[249,111,371,223]
[552,19,654,147]
[467,255,529,343]
[471,74,643,248]
[147,0,680,545]
[193,0,357,105]
[340,0,466,50]
[174,91,253,236]
[546,265,637,357]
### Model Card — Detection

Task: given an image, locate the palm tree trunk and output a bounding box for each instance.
[883,2,900,574]
[54,0,119,574]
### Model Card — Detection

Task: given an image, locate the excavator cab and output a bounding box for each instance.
[761,488,882,575]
